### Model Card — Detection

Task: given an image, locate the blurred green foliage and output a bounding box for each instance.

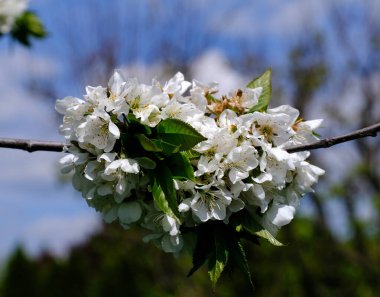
[1,218,380,297]
[10,11,47,47]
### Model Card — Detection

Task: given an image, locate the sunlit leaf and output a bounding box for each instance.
[136,134,162,152]
[152,178,172,215]
[208,232,229,289]
[254,229,284,246]
[247,68,272,112]
[156,118,207,151]
[154,163,180,218]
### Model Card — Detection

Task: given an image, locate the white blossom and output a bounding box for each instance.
[56,71,324,254]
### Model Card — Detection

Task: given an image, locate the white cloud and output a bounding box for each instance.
[0,48,59,139]
[119,63,167,84]
[119,50,249,96]
[0,150,60,182]
[0,49,61,183]
[205,0,350,38]
[190,49,248,95]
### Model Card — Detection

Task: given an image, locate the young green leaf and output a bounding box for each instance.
[151,139,181,155]
[208,232,229,289]
[154,163,180,218]
[247,68,272,112]
[231,210,284,246]
[156,118,207,151]
[228,238,254,289]
[152,179,172,215]
[166,153,194,181]
[244,212,284,246]
[134,157,157,170]
[253,229,284,246]
[136,134,162,152]
[182,149,201,159]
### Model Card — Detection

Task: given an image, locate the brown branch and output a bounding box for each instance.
[0,138,65,153]
[286,122,380,153]
[0,122,379,153]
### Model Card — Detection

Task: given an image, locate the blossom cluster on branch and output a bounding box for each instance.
[56,69,324,286]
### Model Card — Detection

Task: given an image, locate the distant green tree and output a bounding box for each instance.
[1,247,38,297]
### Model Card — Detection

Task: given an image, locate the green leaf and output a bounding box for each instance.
[136,134,162,152]
[228,239,254,289]
[231,210,283,246]
[151,139,181,155]
[166,153,194,181]
[187,224,214,277]
[126,114,152,134]
[208,232,229,289]
[154,163,180,218]
[247,68,272,112]
[254,229,284,246]
[182,149,201,159]
[152,179,172,215]
[11,11,47,46]
[156,118,207,151]
[134,157,156,169]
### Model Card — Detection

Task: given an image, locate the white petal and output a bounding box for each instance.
[252,173,272,183]
[59,154,75,174]
[84,161,99,181]
[120,159,140,174]
[228,198,245,213]
[192,202,210,222]
[266,204,296,227]
[211,200,226,220]
[98,153,117,163]
[104,160,121,175]
[229,168,249,184]
[109,70,126,94]
[178,199,191,212]
[162,216,179,236]
[108,120,120,138]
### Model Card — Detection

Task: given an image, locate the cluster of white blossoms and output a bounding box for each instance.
[56,70,324,254]
[0,0,27,34]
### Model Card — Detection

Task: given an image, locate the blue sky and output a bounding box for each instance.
[0,0,379,261]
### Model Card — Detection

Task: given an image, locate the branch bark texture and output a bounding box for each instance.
[0,138,65,153]
[0,122,379,153]
[286,122,380,153]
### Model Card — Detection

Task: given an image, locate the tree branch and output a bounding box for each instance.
[286,122,380,153]
[0,123,379,153]
[0,138,65,153]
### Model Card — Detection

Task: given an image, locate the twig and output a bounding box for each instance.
[0,138,65,153]
[286,122,380,153]
[0,123,379,153]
